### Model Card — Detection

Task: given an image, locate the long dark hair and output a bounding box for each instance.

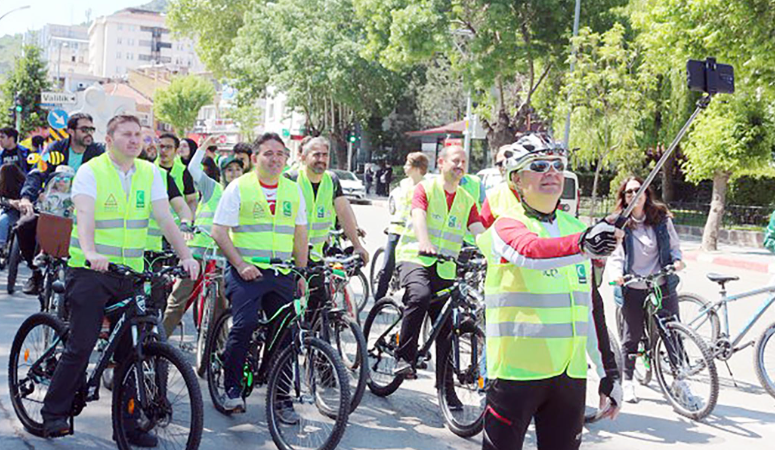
[613,176,672,228]
[181,138,198,165]
[0,163,26,199]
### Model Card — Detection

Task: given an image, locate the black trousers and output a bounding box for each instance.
[16,213,37,266]
[620,284,679,380]
[375,232,400,300]
[41,268,136,420]
[483,374,586,450]
[396,261,453,384]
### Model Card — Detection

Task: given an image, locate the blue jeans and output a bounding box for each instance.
[0,209,19,245]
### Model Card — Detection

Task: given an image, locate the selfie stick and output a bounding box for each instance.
[614,94,712,228]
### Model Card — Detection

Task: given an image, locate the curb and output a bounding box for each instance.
[683,250,775,274]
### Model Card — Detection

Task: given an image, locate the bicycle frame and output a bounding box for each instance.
[685,285,775,351]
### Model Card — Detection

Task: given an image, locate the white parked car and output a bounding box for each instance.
[476,167,580,217]
[332,169,367,203]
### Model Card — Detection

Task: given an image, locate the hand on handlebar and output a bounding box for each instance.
[418,241,437,256]
[85,251,110,272]
[180,257,200,280]
[19,197,35,216]
[352,244,369,265]
[237,262,262,281]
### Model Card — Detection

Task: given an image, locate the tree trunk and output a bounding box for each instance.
[483,109,518,156]
[331,132,347,169]
[588,157,604,224]
[701,171,730,251]
[661,144,676,203]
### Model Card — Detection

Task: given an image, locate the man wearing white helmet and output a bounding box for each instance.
[476,132,623,450]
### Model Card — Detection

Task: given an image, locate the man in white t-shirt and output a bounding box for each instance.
[211,132,308,420]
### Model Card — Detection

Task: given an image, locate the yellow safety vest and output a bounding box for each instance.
[157,156,187,195]
[297,170,336,261]
[231,173,301,274]
[387,178,416,236]
[69,153,154,272]
[476,207,591,381]
[461,174,482,246]
[188,182,223,258]
[395,178,473,279]
[485,182,519,228]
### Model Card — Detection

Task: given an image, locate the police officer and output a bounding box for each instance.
[475,134,622,450]
[393,145,485,398]
[41,115,199,445]
[210,132,308,421]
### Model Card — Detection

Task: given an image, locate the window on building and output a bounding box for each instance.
[117,52,122,59]
[139,54,153,61]
[118,24,123,31]
[117,37,123,45]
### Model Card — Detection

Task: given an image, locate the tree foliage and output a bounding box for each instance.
[227,102,262,143]
[0,45,53,134]
[154,75,215,135]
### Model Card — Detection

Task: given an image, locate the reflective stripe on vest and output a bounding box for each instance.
[485,182,519,227]
[481,207,590,381]
[395,178,473,279]
[188,181,223,257]
[297,170,336,261]
[230,173,300,274]
[68,153,154,272]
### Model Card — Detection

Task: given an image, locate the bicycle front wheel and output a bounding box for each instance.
[437,320,486,437]
[265,336,350,450]
[754,321,775,399]
[654,321,718,420]
[195,283,219,378]
[363,297,405,397]
[112,342,203,450]
[206,308,233,414]
[314,313,367,413]
[8,313,68,437]
[369,247,385,300]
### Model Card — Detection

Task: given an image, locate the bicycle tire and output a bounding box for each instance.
[265,336,350,450]
[7,234,21,295]
[205,308,234,414]
[754,321,775,400]
[38,267,53,313]
[195,282,218,378]
[112,342,204,450]
[8,312,68,437]
[314,313,367,413]
[369,246,385,300]
[437,320,486,437]
[353,269,370,315]
[677,292,720,344]
[653,321,718,420]
[363,297,405,397]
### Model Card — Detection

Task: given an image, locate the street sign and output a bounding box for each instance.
[282,128,290,138]
[218,134,228,144]
[41,92,77,105]
[48,109,69,130]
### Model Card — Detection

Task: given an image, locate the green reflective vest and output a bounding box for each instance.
[69,153,154,272]
[297,170,336,261]
[387,178,416,236]
[231,173,301,273]
[484,182,519,229]
[395,178,473,279]
[461,174,482,246]
[476,207,591,381]
[145,173,170,252]
[188,182,223,258]
[157,155,187,195]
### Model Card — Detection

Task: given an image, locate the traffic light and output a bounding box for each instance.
[349,134,356,143]
[14,93,22,113]
[7,106,15,123]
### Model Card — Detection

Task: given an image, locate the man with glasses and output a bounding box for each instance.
[17,113,105,294]
[476,133,622,450]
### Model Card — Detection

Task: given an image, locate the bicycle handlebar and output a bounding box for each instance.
[87,261,189,281]
[613,264,677,287]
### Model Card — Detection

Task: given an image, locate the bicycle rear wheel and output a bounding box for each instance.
[313,313,367,413]
[195,283,218,378]
[347,270,369,318]
[654,321,718,420]
[7,234,21,295]
[754,321,775,400]
[437,320,486,437]
[363,297,405,397]
[205,309,233,414]
[677,292,719,345]
[8,312,68,437]
[369,247,385,300]
[265,336,350,450]
[112,342,203,450]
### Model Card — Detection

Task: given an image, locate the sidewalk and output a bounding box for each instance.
[680,234,775,274]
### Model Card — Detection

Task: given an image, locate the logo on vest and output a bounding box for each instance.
[252,202,265,219]
[448,216,458,229]
[317,205,326,219]
[283,201,292,217]
[543,268,559,278]
[432,213,442,222]
[576,264,588,284]
[104,194,118,212]
[136,191,145,209]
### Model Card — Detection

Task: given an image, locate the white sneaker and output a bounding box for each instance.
[671,380,703,411]
[623,380,639,403]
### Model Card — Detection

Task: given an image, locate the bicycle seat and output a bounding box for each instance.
[706,273,739,285]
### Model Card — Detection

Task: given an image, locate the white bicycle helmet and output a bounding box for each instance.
[502,133,567,179]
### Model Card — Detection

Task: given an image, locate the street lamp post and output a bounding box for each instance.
[562,0,582,148]
[451,29,475,162]
[0,5,30,23]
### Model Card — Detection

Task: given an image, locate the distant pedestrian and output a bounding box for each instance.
[0,127,30,173]
[179,138,197,166]
[364,165,373,195]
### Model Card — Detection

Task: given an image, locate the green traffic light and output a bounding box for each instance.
[349,135,356,143]
[15,105,22,112]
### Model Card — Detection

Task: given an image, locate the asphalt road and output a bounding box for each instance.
[0,199,774,450]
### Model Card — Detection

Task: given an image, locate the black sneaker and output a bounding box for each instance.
[114,429,159,448]
[43,417,70,438]
[23,270,43,295]
[445,391,464,412]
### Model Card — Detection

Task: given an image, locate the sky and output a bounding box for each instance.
[1,0,149,38]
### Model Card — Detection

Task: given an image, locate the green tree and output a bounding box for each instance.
[166,0,253,78]
[226,0,407,168]
[1,45,53,134]
[226,102,262,143]
[633,0,775,250]
[154,75,215,135]
[555,23,645,219]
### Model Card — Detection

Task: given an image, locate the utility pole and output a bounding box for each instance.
[563,0,582,148]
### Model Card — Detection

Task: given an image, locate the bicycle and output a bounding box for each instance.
[614,266,719,420]
[8,262,204,449]
[326,228,370,314]
[363,252,487,438]
[308,253,369,413]
[206,258,351,450]
[369,228,401,301]
[34,252,68,319]
[0,196,25,294]
[678,273,775,400]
